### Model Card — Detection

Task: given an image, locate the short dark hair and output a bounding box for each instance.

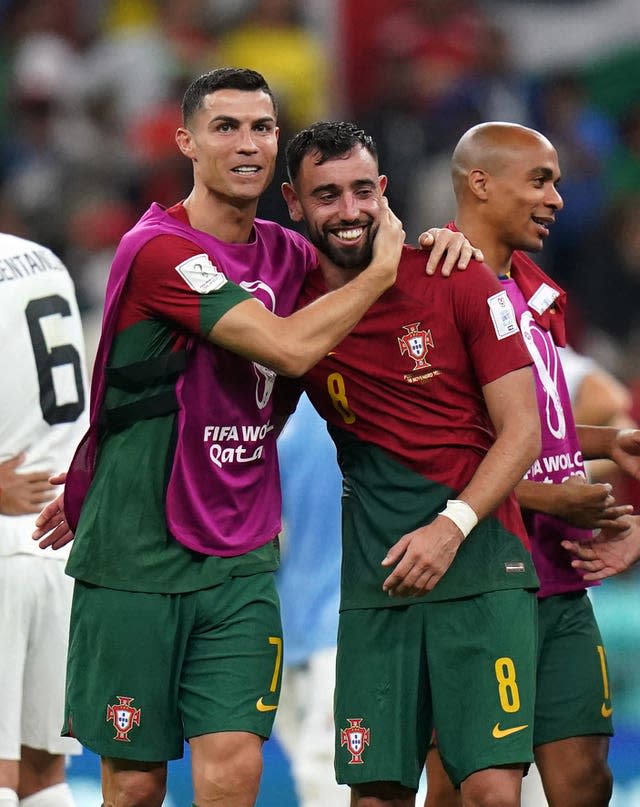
[285,121,378,184]
[181,67,277,124]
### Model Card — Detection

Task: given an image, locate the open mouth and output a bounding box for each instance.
[532,216,553,236]
[332,226,365,243]
[232,166,260,175]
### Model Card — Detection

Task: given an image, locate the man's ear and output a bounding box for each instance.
[468,168,489,201]
[176,127,195,160]
[379,175,388,194]
[281,182,303,222]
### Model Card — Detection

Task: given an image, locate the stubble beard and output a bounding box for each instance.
[307,225,376,271]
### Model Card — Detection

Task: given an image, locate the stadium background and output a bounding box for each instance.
[1,0,639,803]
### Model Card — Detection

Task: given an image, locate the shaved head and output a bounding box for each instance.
[450,121,562,271]
[451,122,555,200]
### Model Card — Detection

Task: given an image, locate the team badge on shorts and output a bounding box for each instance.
[106,696,142,741]
[340,718,371,764]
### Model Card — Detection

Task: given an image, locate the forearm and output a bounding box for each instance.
[456,422,540,521]
[515,478,556,514]
[210,265,394,377]
[576,425,618,461]
[456,367,540,522]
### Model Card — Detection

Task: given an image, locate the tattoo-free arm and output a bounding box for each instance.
[382,366,540,596]
[208,199,404,377]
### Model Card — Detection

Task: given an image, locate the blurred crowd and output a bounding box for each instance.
[1,0,639,389]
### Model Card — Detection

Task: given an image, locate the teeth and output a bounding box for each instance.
[233,166,259,174]
[335,228,363,241]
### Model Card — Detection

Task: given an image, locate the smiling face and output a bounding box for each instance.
[283,145,387,270]
[484,135,563,254]
[175,88,279,205]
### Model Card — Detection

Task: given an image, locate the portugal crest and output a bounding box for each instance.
[106,696,141,742]
[398,323,434,370]
[340,717,371,764]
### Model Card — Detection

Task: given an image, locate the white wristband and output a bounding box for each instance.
[438,499,478,539]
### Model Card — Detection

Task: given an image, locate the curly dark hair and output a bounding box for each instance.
[285,121,378,184]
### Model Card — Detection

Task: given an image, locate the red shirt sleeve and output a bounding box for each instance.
[452,262,532,387]
[117,233,251,336]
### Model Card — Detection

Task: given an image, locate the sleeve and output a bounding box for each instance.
[127,234,253,337]
[453,263,532,387]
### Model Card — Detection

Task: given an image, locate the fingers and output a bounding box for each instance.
[454,242,484,271]
[0,451,26,471]
[48,471,68,486]
[593,518,634,533]
[430,245,457,277]
[35,494,63,525]
[421,231,484,276]
[381,536,441,597]
[382,562,438,597]
[561,539,596,560]
[600,504,634,520]
[418,231,435,250]
[381,535,410,568]
[425,231,461,277]
[561,540,612,580]
[23,470,53,484]
[35,520,74,550]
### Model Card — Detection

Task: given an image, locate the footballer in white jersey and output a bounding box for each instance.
[0,232,89,805]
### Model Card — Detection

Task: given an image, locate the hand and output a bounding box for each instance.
[550,474,633,530]
[370,196,405,288]
[381,515,464,597]
[562,515,640,580]
[609,428,640,480]
[418,228,484,276]
[0,453,56,515]
[32,471,75,550]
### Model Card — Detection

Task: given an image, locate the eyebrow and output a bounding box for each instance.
[529,166,557,180]
[209,115,275,126]
[311,179,377,195]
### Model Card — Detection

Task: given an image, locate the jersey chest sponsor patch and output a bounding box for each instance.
[175,253,227,293]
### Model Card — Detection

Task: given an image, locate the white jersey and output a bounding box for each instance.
[556,344,598,404]
[0,233,89,559]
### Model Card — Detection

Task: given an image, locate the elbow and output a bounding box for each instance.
[262,349,314,379]
[277,358,315,379]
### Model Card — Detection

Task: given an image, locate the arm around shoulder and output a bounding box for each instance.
[207,200,405,376]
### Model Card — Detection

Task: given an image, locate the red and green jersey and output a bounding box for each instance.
[66,203,316,593]
[300,247,539,608]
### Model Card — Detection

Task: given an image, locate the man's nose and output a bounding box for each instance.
[338,193,359,221]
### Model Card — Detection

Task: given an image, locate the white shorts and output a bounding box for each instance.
[0,554,82,758]
[275,646,349,807]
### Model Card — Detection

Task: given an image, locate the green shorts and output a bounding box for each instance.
[335,588,537,789]
[64,573,283,761]
[534,590,614,746]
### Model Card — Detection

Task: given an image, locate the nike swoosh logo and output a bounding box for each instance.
[492,722,528,739]
[601,703,613,718]
[256,697,278,713]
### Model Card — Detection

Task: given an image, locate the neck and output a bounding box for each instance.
[453,213,513,277]
[318,254,361,290]
[182,187,259,243]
